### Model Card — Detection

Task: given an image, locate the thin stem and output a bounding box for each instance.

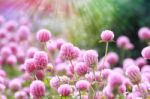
[79,90,82,99]
[101,42,109,70]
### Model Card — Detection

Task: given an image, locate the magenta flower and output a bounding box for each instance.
[100,30,114,42]
[33,51,48,70]
[76,80,90,91]
[36,29,51,42]
[58,84,72,96]
[126,66,141,84]
[74,62,88,76]
[141,46,150,59]
[30,80,45,97]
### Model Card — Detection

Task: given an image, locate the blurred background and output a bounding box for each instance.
[0,0,150,58]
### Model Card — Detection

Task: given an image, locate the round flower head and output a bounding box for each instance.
[100,30,114,42]
[126,66,141,84]
[47,42,57,53]
[74,62,88,76]
[8,42,18,55]
[0,46,12,60]
[6,55,17,66]
[58,84,72,96]
[36,29,51,42]
[76,80,90,91]
[135,57,147,69]
[124,43,134,50]
[27,47,38,58]
[123,58,136,71]
[59,43,80,60]
[50,76,60,90]
[138,27,150,40]
[141,46,150,59]
[108,72,123,88]
[101,69,112,80]
[9,79,22,92]
[106,52,119,65]
[35,70,45,80]
[55,39,65,49]
[5,20,18,32]
[116,35,130,48]
[15,91,28,99]
[34,51,48,70]
[30,80,45,97]
[17,25,30,41]
[0,29,7,39]
[25,59,36,74]
[83,50,98,67]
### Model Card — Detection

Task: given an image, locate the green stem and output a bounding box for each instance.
[79,90,82,99]
[101,42,109,70]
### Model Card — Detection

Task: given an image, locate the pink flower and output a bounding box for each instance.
[35,70,45,80]
[108,72,123,88]
[27,47,38,58]
[15,91,28,99]
[106,52,119,65]
[126,66,141,84]
[100,30,114,42]
[55,39,65,49]
[135,57,147,69]
[6,55,17,66]
[25,59,36,74]
[59,43,80,60]
[116,36,130,48]
[34,51,48,70]
[9,79,22,92]
[58,84,72,96]
[50,76,60,90]
[74,62,88,76]
[76,80,90,91]
[30,80,45,97]
[36,29,51,42]
[138,27,150,40]
[17,25,30,41]
[83,50,98,67]
[141,46,150,59]
[0,46,12,60]
[5,20,18,32]
[0,29,7,39]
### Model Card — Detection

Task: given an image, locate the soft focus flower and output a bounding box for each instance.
[50,76,60,90]
[83,50,98,67]
[117,36,130,48]
[36,29,52,42]
[59,43,80,60]
[74,62,88,76]
[76,80,90,91]
[138,27,150,40]
[58,84,72,96]
[100,30,114,42]
[30,80,45,97]
[106,52,119,65]
[15,91,28,99]
[126,66,141,84]
[24,59,36,74]
[34,51,48,69]
[108,72,123,88]
[141,46,150,59]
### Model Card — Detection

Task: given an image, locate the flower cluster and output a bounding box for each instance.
[1,15,150,99]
